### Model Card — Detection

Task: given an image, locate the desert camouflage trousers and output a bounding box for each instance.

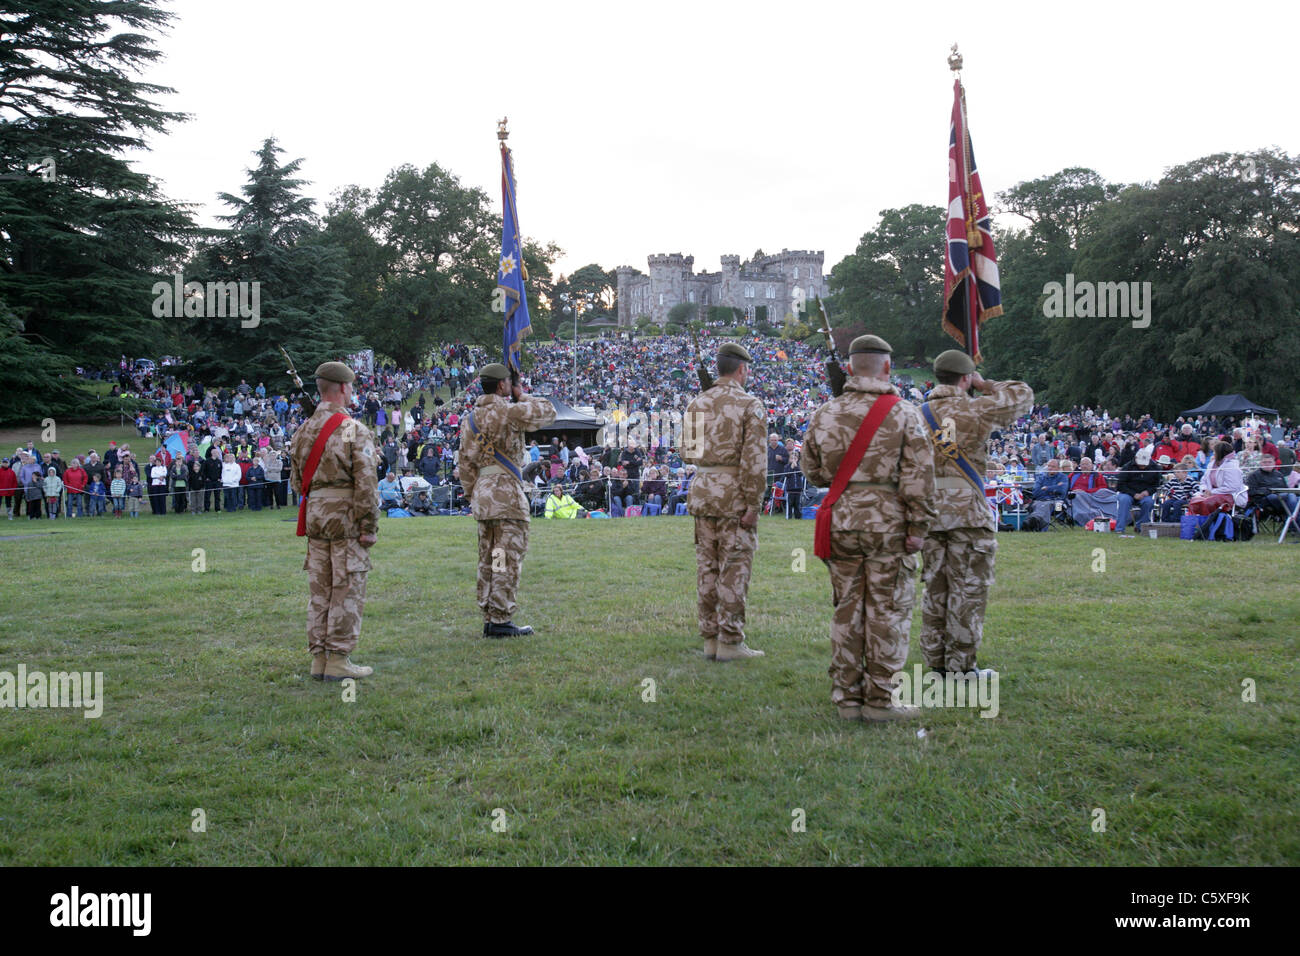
[824,530,918,707]
[920,528,996,673]
[694,515,757,644]
[305,536,372,655]
[477,518,529,623]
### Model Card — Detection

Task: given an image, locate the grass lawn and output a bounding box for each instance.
[0,513,1296,865]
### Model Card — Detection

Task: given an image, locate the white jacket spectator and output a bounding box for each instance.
[1200,452,1247,507]
[221,460,242,488]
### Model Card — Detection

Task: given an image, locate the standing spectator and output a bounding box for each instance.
[785,448,805,518]
[86,471,107,516]
[0,459,17,519]
[25,470,44,519]
[203,446,224,512]
[43,466,64,518]
[148,455,169,515]
[63,458,88,518]
[187,458,205,514]
[125,473,144,517]
[109,470,126,517]
[170,457,189,513]
[767,434,789,489]
[221,453,242,512]
[246,458,265,511]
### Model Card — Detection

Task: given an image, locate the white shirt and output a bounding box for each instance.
[150,464,168,485]
[221,462,242,487]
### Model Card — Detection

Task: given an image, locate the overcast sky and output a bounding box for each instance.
[139,0,1294,279]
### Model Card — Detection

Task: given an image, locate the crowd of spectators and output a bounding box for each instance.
[7,341,1294,537]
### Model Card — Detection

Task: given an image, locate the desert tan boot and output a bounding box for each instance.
[714,641,764,661]
[323,653,373,681]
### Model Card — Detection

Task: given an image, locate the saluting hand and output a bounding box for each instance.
[359,533,377,548]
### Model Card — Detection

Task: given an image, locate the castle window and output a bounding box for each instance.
[766,286,776,299]
[745,286,754,298]
[688,292,695,303]
[659,293,664,306]
[793,267,799,279]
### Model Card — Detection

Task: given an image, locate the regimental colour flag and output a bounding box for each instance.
[498,138,531,374]
[942,78,1002,363]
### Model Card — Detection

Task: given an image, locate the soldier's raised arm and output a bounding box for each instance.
[969,373,1034,432]
[507,390,556,431]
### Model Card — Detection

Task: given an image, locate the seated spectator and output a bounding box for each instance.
[640,466,667,513]
[1068,457,1119,525]
[377,470,402,511]
[1158,461,1199,521]
[1238,436,1263,477]
[1026,458,1068,530]
[1187,441,1247,515]
[1115,445,1160,533]
[666,466,693,515]
[609,467,635,516]
[398,466,430,505]
[543,481,583,519]
[1245,455,1295,520]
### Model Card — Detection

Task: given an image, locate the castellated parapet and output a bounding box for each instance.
[617,249,827,327]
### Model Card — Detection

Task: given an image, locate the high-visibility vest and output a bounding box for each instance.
[544,493,579,519]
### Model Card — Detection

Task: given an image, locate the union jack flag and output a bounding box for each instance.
[943,78,1002,362]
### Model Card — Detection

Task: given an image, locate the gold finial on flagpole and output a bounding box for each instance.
[497,117,509,143]
[948,43,963,73]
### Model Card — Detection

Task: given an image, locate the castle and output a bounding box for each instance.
[615,250,827,327]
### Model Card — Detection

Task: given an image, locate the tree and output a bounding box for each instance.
[182,138,360,385]
[0,0,195,420]
[566,263,615,315]
[828,204,949,362]
[667,302,696,326]
[1045,150,1300,418]
[981,168,1117,385]
[323,163,558,368]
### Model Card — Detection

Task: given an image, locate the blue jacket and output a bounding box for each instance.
[1031,472,1068,500]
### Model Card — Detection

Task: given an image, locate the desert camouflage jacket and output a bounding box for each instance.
[290,401,379,539]
[458,393,556,520]
[800,376,937,538]
[924,380,1034,532]
[682,377,767,517]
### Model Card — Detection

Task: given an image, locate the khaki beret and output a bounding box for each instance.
[717,342,753,362]
[933,349,976,375]
[848,334,892,355]
[314,361,355,384]
[479,363,509,380]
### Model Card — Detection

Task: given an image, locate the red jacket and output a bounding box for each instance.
[238,461,252,484]
[63,466,88,493]
[1070,472,1109,494]
[1153,440,1179,463]
[0,467,17,497]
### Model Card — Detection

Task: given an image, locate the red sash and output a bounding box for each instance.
[814,394,900,560]
[296,413,347,536]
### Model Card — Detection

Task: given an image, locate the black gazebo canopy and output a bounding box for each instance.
[1180,394,1279,418]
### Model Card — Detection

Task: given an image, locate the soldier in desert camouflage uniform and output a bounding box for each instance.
[290,361,380,682]
[800,335,936,722]
[919,350,1033,677]
[459,363,556,637]
[682,342,767,661]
